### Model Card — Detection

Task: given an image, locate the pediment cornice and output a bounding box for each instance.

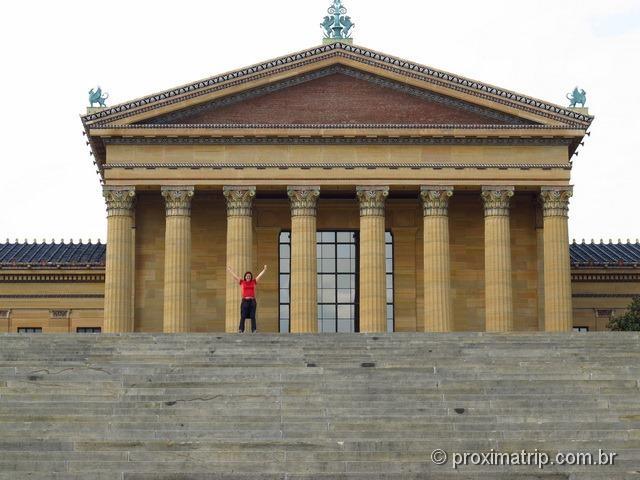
[82,43,593,129]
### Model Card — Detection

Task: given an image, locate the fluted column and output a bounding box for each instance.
[535,204,545,331]
[540,187,573,332]
[481,186,515,332]
[223,186,256,333]
[357,186,389,333]
[421,186,454,332]
[162,186,194,333]
[287,187,320,333]
[103,186,136,333]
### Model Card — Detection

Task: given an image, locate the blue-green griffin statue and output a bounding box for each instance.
[567,87,587,108]
[89,87,109,108]
[321,0,355,40]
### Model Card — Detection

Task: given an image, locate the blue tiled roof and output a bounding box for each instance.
[571,240,640,268]
[0,242,106,268]
[1,240,638,269]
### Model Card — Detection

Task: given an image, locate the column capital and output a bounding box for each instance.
[357,186,389,216]
[420,186,454,216]
[102,186,135,217]
[223,186,256,217]
[161,186,195,216]
[481,186,515,217]
[287,186,320,217]
[540,186,573,217]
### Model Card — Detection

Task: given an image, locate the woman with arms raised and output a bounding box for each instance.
[227,265,267,333]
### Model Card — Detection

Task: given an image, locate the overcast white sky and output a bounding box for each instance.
[1,0,639,243]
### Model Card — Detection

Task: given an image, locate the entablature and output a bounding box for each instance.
[82,43,593,179]
[90,124,586,139]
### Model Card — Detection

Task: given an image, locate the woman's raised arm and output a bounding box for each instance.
[227,265,241,282]
[256,265,268,282]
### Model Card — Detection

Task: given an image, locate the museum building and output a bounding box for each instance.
[1,20,639,334]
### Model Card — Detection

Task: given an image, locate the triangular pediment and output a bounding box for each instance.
[136,67,533,127]
[83,43,593,130]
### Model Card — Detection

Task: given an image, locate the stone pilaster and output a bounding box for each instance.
[161,186,194,333]
[357,186,389,333]
[287,187,320,333]
[540,186,573,332]
[481,186,515,332]
[103,186,136,333]
[421,186,454,332]
[223,186,256,333]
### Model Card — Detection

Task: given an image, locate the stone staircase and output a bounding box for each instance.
[0,333,639,479]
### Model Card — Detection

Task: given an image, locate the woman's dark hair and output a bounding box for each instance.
[244,271,253,280]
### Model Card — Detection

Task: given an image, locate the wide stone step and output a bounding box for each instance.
[0,333,638,477]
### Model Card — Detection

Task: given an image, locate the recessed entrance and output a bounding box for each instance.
[279,230,394,333]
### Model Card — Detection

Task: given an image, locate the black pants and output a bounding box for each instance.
[239,298,257,332]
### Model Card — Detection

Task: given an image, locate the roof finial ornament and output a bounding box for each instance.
[567,87,586,108]
[89,87,109,108]
[321,0,354,45]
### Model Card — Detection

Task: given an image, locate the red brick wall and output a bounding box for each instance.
[164,73,518,125]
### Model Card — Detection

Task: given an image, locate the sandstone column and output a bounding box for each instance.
[535,203,545,331]
[103,186,136,333]
[481,186,515,332]
[162,186,195,333]
[421,186,454,332]
[223,186,256,333]
[287,187,320,333]
[357,186,389,333]
[540,187,574,332]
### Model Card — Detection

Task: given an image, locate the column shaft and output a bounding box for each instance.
[103,187,136,333]
[162,187,194,333]
[482,187,515,332]
[288,187,320,333]
[421,187,454,332]
[357,187,389,333]
[535,204,545,331]
[541,187,573,332]
[224,187,256,333]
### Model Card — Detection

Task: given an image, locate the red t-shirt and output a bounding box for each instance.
[239,279,257,298]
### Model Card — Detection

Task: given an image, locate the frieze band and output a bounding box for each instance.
[0,274,105,283]
[572,273,640,282]
[104,162,572,171]
[572,293,638,298]
[0,294,104,299]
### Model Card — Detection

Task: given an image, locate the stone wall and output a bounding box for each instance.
[0,270,104,333]
[131,192,540,332]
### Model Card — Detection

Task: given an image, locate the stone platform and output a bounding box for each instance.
[0,333,638,479]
